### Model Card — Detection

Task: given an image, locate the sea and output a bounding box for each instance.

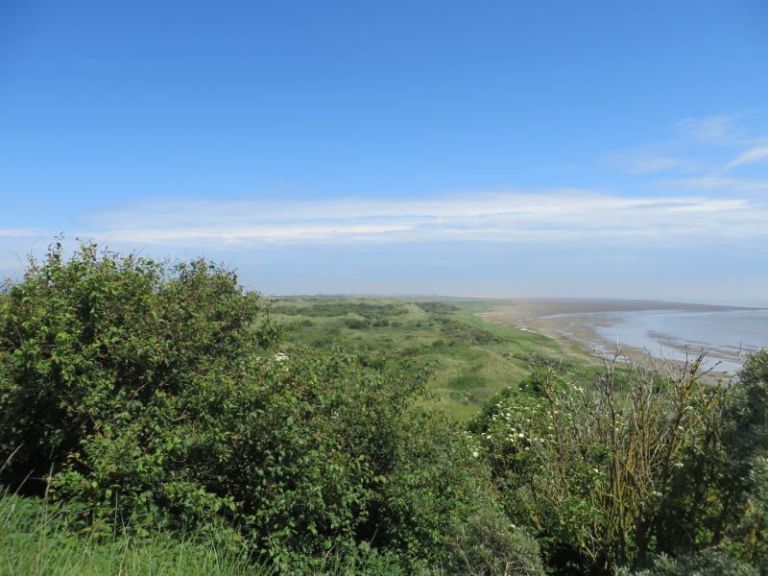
[588,307,768,373]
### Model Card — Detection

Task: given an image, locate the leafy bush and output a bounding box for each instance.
[472,357,740,575]
[0,241,277,492]
[442,502,545,576]
[472,352,768,575]
[376,410,544,574]
[614,549,760,576]
[344,318,371,329]
[435,317,502,346]
[415,302,458,315]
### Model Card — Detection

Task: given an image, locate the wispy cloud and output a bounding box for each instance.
[661,175,768,194]
[82,191,768,246]
[606,153,695,175]
[8,114,768,253]
[725,140,768,170]
[605,114,750,176]
[608,114,768,198]
[676,115,746,145]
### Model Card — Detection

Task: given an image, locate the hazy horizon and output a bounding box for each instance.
[262,294,768,309]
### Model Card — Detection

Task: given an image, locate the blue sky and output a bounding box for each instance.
[2,0,768,304]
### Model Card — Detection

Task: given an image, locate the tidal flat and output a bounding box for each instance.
[479,298,768,373]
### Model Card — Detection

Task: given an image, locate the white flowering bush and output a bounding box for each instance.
[472,358,733,575]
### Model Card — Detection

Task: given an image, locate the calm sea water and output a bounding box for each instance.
[589,308,768,373]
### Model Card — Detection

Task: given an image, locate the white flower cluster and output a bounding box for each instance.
[482,399,556,449]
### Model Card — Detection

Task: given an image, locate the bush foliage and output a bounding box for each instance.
[472,353,768,575]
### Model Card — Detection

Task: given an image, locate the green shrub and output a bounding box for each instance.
[435,318,502,346]
[472,358,739,575]
[0,241,277,493]
[647,350,768,569]
[614,549,759,576]
[415,303,458,315]
[344,318,370,329]
[377,411,544,575]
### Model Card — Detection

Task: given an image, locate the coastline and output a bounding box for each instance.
[478,298,755,375]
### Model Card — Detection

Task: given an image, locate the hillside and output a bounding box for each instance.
[269,296,580,420]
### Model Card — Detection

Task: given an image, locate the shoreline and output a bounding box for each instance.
[478,298,757,376]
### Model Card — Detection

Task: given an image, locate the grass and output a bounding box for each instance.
[0,490,409,576]
[0,493,266,576]
[269,296,590,421]
[0,491,411,576]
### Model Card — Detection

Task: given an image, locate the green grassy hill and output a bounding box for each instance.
[269,296,581,420]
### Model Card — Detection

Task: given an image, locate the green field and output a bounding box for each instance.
[269,296,583,420]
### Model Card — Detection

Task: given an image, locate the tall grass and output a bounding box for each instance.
[0,493,268,576]
[0,491,409,576]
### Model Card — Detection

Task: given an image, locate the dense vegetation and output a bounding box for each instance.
[269,295,564,421]
[1,242,766,575]
[472,358,768,575]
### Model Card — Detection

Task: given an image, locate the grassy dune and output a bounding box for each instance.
[269,297,582,420]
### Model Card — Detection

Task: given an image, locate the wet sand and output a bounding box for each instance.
[478,298,747,374]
